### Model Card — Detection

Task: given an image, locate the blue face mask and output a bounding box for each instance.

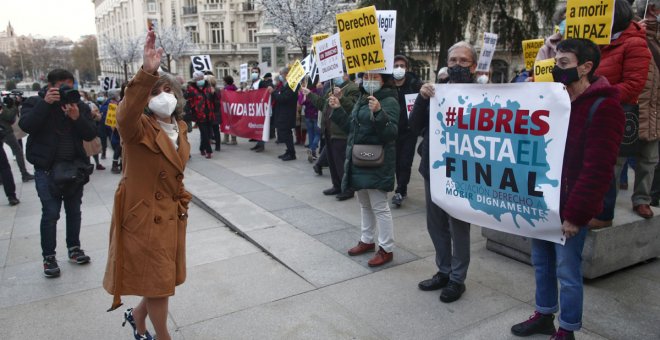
[333,77,344,86]
[559,19,566,36]
[97,96,106,103]
[196,80,205,87]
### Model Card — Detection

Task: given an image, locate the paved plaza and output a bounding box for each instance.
[0,136,659,339]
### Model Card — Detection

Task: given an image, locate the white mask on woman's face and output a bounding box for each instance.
[148,92,178,119]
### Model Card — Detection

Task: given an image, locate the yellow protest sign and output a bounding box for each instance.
[312,33,330,47]
[534,58,556,82]
[335,6,385,73]
[286,60,306,91]
[105,103,117,128]
[565,0,615,45]
[522,39,545,71]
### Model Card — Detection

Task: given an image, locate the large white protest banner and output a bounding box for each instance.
[239,63,248,83]
[376,10,396,73]
[429,83,571,244]
[315,33,344,82]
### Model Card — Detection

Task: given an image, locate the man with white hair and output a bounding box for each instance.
[186,70,216,158]
[409,41,476,303]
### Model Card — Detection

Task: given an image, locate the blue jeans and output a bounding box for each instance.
[305,117,320,152]
[532,227,588,331]
[35,169,84,257]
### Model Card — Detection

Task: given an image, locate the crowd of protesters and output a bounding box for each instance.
[3,1,660,339]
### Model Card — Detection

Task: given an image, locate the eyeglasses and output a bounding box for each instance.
[447,57,473,67]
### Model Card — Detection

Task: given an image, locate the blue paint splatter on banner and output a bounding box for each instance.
[433,95,558,228]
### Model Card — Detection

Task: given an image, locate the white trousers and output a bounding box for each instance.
[357,189,394,252]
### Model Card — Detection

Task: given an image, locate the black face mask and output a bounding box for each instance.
[447,65,474,83]
[552,65,580,85]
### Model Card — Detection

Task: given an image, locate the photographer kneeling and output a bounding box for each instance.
[19,69,97,278]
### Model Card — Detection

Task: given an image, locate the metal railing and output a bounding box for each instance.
[191,42,258,52]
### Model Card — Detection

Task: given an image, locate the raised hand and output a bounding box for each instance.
[143,30,164,74]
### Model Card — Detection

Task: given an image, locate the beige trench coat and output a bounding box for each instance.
[103,69,192,311]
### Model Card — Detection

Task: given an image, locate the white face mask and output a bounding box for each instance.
[393,67,406,80]
[148,92,178,119]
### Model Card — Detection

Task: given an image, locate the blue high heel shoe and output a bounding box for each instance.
[122,308,154,340]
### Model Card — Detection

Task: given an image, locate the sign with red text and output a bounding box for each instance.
[405,93,417,118]
[429,83,571,244]
[220,89,272,141]
[315,33,344,82]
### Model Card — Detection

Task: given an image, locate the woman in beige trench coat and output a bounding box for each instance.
[103,30,191,340]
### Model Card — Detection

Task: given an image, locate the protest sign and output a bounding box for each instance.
[404,93,417,118]
[336,6,385,73]
[476,32,498,73]
[190,55,212,72]
[239,63,248,83]
[375,10,396,73]
[220,88,272,141]
[522,39,545,71]
[565,0,615,45]
[300,52,318,81]
[105,103,117,128]
[101,76,119,91]
[312,33,330,47]
[315,33,344,82]
[429,83,571,244]
[534,58,556,82]
[287,60,306,91]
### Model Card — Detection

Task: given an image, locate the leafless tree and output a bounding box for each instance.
[155,25,194,73]
[100,34,142,83]
[258,0,340,56]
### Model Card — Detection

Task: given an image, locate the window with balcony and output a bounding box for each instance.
[242,0,255,11]
[276,47,286,68]
[231,21,235,42]
[147,0,157,13]
[206,0,224,10]
[183,0,197,15]
[208,22,225,44]
[247,22,257,43]
[261,47,272,67]
[216,61,230,78]
[186,26,200,44]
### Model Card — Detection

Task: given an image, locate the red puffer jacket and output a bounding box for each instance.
[595,21,651,104]
[561,77,624,226]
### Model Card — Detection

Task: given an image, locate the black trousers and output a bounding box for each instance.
[211,123,221,150]
[277,128,295,155]
[0,143,16,199]
[198,122,213,154]
[326,137,347,190]
[395,132,418,196]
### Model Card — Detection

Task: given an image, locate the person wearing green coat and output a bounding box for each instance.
[329,72,399,267]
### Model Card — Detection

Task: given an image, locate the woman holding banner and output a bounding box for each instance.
[103,30,192,340]
[511,38,624,340]
[328,72,399,267]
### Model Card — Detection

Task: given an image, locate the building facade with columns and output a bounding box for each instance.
[94,0,562,85]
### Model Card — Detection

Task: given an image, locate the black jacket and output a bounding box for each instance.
[19,87,97,170]
[395,72,422,135]
[271,83,297,130]
[408,94,430,180]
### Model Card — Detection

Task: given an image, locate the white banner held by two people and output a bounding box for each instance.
[428,83,571,244]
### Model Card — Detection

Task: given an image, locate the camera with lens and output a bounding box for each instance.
[59,85,81,104]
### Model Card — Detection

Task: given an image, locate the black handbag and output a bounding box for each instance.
[618,103,639,157]
[50,160,93,197]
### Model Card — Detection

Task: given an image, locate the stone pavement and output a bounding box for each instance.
[0,138,659,339]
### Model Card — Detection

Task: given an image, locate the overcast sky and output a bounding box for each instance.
[0,0,97,41]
